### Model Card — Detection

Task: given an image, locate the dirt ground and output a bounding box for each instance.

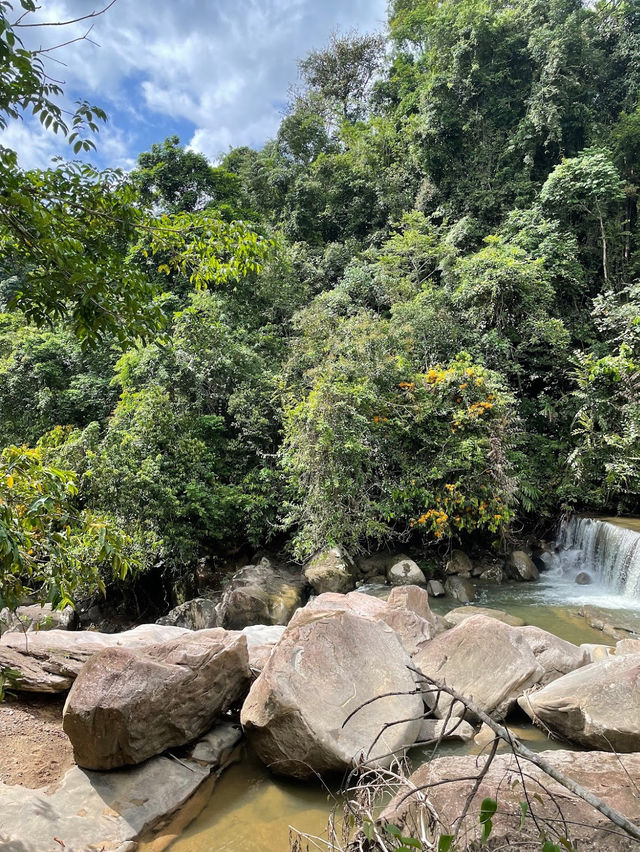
[0,693,74,790]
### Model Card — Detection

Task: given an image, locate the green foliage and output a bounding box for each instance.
[0,442,138,612]
[297,30,385,123]
[479,796,498,844]
[134,135,244,215]
[0,666,21,701]
[3,0,640,605]
[0,314,117,446]
[0,1,106,153]
[282,330,517,555]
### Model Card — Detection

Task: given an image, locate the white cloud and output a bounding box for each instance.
[1,0,388,168]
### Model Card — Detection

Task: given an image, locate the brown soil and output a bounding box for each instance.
[0,693,74,790]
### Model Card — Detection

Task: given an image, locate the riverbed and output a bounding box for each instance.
[162,518,640,852]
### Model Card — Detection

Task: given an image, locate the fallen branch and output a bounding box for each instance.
[404,670,640,844]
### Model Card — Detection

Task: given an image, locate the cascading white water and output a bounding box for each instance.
[554,516,640,600]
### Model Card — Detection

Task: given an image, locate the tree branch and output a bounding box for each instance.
[14,0,119,28]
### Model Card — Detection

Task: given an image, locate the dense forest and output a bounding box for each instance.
[1,0,640,618]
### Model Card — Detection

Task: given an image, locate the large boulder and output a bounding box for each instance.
[0,603,76,635]
[418,717,475,744]
[387,558,426,586]
[617,638,640,655]
[217,558,305,629]
[303,546,357,594]
[411,616,587,720]
[379,750,640,852]
[519,654,640,752]
[444,575,475,603]
[63,629,251,769]
[445,550,473,577]
[156,597,218,630]
[241,624,286,675]
[0,623,191,693]
[299,586,438,657]
[519,625,589,686]
[507,550,539,581]
[240,610,423,778]
[413,615,544,719]
[357,551,406,577]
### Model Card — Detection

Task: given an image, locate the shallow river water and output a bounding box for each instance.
[162,517,640,852]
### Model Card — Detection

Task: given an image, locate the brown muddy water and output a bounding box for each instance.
[160,574,638,852]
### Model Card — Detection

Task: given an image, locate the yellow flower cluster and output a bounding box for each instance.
[468,401,494,417]
[398,381,416,390]
[412,508,449,538]
[425,368,447,384]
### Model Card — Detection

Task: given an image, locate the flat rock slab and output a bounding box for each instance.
[380,749,640,851]
[0,722,241,852]
[580,605,640,641]
[443,606,526,628]
[0,624,191,692]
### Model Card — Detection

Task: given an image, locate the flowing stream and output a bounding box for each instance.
[157,516,640,852]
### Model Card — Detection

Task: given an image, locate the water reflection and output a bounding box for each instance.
[166,747,339,852]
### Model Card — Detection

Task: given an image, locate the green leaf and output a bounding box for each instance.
[518,801,528,831]
[438,836,455,852]
[479,797,497,844]
[385,824,402,837]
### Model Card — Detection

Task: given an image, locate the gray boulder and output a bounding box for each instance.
[444,575,475,603]
[240,610,423,778]
[387,558,426,586]
[519,625,589,686]
[156,597,218,630]
[479,565,504,583]
[413,615,543,720]
[519,654,640,752]
[241,624,286,675]
[418,717,475,744]
[357,551,405,576]
[0,603,76,635]
[426,579,445,597]
[298,586,438,657]
[63,628,251,769]
[508,550,539,581]
[445,550,473,577]
[575,571,592,585]
[217,557,305,628]
[304,546,357,594]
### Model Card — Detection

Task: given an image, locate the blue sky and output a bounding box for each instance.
[3,0,388,170]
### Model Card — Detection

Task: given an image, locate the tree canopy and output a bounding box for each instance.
[2,0,640,615]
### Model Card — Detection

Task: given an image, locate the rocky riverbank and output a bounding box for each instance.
[1,545,639,851]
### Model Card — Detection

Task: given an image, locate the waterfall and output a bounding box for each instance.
[555,516,640,600]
